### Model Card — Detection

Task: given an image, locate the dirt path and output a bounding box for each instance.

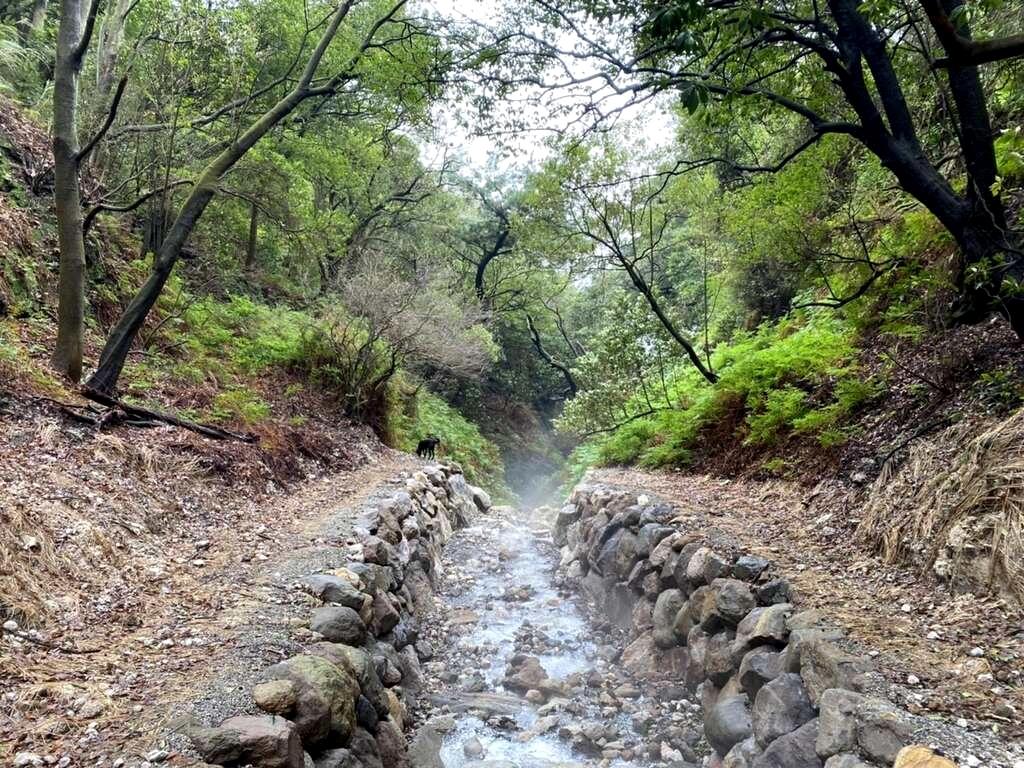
[587,468,1024,741]
[2,446,420,767]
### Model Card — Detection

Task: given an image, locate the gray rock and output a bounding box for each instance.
[733,556,770,582]
[261,654,360,746]
[799,639,869,705]
[752,673,815,747]
[463,737,485,759]
[735,604,792,651]
[355,695,378,732]
[673,599,697,643]
[188,715,304,768]
[314,748,362,768]
[304,575,368,611]
[553,504,582,547]
[855,698,913,765]
[782,628,846,673]
[756,579,793,606]
[593,528,640,580]
[408,725,444,768]
[637,524,676,556]
[711,578,757,628]
[686,546,729,586]
[653,589,688,649]
[751,719,822,768]
[311,606,367,646]
[823,755,872,768]
[704,695,753,757]
[738,647,783,699]
[705,630,739,687]
[374,719,409,768]
[470,485,491,511]
[369,593,400,637]
[349,727,383,768]
[815,688,863,758]
[723,736,762,768]
[673,542,704,590]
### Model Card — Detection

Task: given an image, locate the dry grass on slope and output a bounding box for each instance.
[859,408,1024,604]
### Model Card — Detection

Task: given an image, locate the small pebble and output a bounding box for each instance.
[968,647,985,657]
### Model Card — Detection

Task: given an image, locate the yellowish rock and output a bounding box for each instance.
[893,745,958,768]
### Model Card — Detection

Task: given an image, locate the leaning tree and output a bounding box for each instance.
[485,0,1024,335]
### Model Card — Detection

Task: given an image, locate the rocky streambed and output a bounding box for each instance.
[409,504,708,768]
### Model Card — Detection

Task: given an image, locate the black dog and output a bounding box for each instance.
[416,436,440,459]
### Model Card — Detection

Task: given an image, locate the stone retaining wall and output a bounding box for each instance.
[186,463,491,768]
[553,482,957,768]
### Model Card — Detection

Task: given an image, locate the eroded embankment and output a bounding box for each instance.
[549,481,1024,768]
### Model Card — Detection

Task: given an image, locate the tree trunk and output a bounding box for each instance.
[86,0,360,395]
[51,0,86,383]
[245,199,258,271]
[96,0,133,98]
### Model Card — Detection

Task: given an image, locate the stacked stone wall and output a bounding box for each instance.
[187,463,491,768]
[554,482,955,768]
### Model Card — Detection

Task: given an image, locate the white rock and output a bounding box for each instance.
[968,647,985,657]
[900,603,912,613]
[956,717,969,728]
[3,619,19,632]
[926,630,940,640]
[964,756,981,768]
[14,754,43,767]
[907,674,920,685]
[145,750,169,763]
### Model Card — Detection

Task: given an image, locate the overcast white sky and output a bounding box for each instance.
[414,0,678,177]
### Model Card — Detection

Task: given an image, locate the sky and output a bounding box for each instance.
[415,0,679,176]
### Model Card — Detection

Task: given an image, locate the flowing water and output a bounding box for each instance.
[418,506,699,768]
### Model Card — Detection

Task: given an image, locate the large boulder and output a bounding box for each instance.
[738,647,783,699]
[188,715,304,768]
[260,654,360,745]
[593,527,640,579]
[751,719,823,768]
[723,736,762,768]
[686,547,729,586]
[752,673,815,747]
[553,504,581,547]
[704,695,754,757]
[375,719,409,768]
[705,630,739,687]
[308,642,389,717]
[622,632,691,680]
[855,698,913,765]
[652,589,687,649]
[710,579,757,628]
[734,604,792,651]
[311,606,368,646]
[799,639,869,705]
[815,688,863,759]
[304,575,369,612]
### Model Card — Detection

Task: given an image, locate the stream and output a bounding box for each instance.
[415,505,706,768]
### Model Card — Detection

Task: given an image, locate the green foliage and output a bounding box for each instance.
[583,314,874,467]
[393,387,507,494]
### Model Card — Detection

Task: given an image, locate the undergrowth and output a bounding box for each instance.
[581,314,881,469]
